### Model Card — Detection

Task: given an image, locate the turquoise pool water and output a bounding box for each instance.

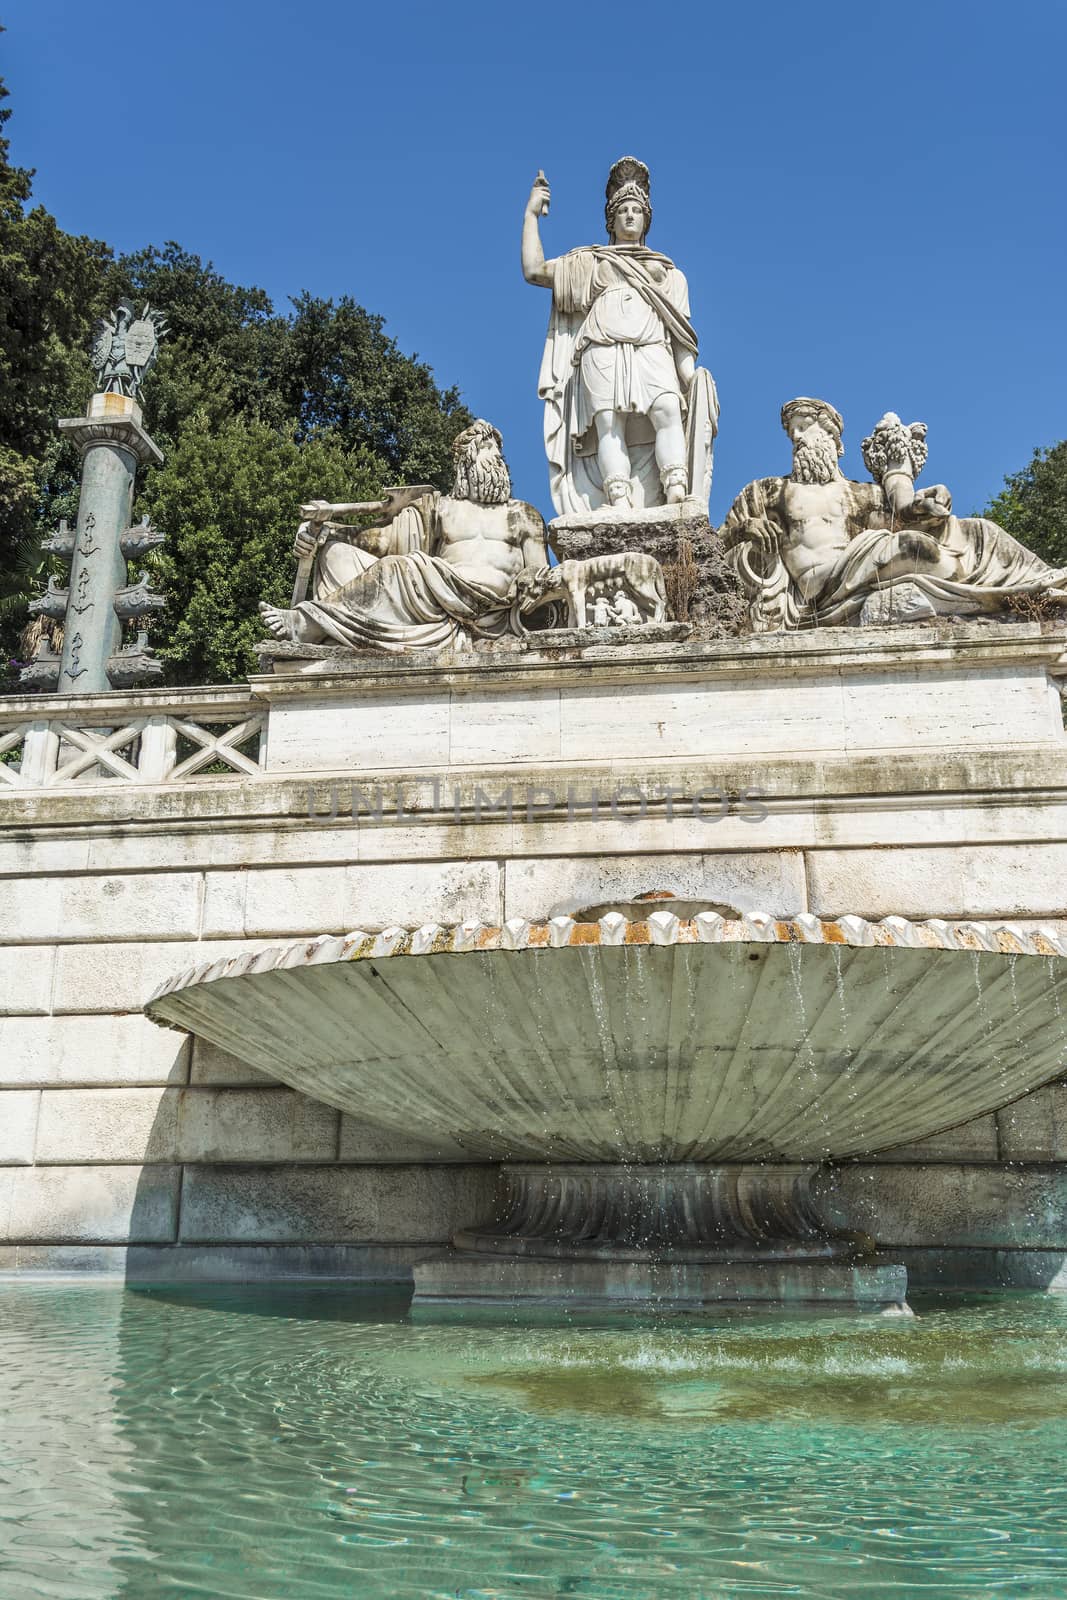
[0,1286,1065,1598]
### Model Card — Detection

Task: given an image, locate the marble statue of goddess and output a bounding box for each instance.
[523,158,718,518]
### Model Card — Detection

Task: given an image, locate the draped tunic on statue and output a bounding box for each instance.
[298,497,524,654]
[538,245,717,516]
[721,476,1067,632]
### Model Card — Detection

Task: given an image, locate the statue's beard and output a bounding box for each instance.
[454,450,511,505]
[792,435,840,485]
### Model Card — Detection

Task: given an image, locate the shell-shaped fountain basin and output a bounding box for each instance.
[145,910,1067,1164]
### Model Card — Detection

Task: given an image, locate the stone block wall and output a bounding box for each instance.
[0,831,1065,1286]
[0,849,502,1277]
[1,633,1066,1287]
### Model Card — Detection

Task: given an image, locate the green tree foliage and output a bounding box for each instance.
[983,442,1067,568]
[104,243,290,447]
[0,68,108,567]
[140,417,386,685]
[0,70,470,688]
[275,292,470,482]
[101,250,471,483]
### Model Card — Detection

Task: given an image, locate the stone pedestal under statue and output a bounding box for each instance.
[547,501,745,633]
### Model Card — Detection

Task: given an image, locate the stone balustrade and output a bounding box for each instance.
[0,687,264,789]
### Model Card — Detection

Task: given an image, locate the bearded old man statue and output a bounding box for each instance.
[259,421,549,654]
[721,398,1067,632]
[523,158,719,519]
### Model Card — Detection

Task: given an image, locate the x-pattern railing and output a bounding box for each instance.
[0,708,265,788]
[168,715,264,780]
[54,722,143,783]
[0,723,31,787]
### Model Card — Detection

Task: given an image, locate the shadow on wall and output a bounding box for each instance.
[121,1029,502,1291]
[117,1065,1067,1298]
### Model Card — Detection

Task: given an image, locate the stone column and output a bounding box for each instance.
[55,395,163,696]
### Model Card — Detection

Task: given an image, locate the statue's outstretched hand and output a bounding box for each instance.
[526,171,551,217]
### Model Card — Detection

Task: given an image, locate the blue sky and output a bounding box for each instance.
[4,0,1064,524]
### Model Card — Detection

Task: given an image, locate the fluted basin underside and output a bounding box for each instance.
[455,1164,857,1263]
[146,911,1067,1163]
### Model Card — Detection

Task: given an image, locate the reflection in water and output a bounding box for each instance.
[0,1287,146,1600]
[0,1285,1065,1598]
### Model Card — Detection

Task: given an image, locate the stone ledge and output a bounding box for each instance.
[549,499,709,533]
[0,1243,423,1282]
[898,1248,1067,1292]
[516,622,691,650]
[3,750,1067,836]
[0,683,256,720]
[0,1243,1063,1292]
[257,622,694,674]
[248,620,1067,700]
[411,1251,908,1312]
[0,623,1061,718]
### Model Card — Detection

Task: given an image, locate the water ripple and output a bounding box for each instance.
[0,1287,1064,1598]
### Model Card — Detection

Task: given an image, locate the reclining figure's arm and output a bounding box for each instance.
[294,486,436,560]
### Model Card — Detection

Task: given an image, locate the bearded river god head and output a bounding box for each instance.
[781,396,845,486]
[452,419,512,506]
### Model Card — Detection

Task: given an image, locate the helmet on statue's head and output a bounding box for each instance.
[605,157,652,243]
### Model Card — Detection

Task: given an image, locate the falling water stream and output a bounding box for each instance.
[1,1282,1065,1599]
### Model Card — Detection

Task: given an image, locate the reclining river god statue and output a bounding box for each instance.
[721,398,1067,631]
[259,421,552,654]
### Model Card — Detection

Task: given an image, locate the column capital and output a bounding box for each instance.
[58,414,164,468]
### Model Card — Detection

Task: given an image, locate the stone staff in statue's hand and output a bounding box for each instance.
[291,486,436,604]
[527,170,551,217]
[297,484,434,535]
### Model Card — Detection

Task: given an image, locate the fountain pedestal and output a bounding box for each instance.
[412,1164,909,1313]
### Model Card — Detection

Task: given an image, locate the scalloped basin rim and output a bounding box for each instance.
[143,911,1067,1165]
[145,909,1067,1008]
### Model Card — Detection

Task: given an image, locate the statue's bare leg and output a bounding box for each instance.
[258,601,326,644]
[594,411,633,506]
[649,393,687,503]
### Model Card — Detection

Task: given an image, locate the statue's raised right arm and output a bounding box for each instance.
[521,172,555,289]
